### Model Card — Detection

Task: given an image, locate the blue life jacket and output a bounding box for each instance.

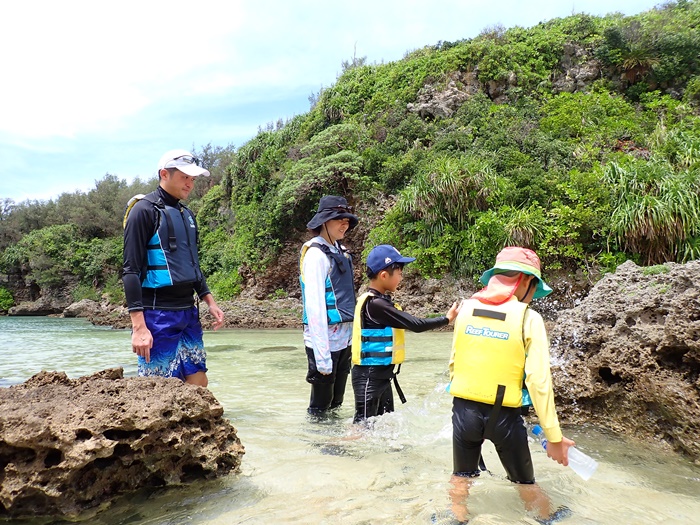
[126,192,203,289]
[300,240,355,325]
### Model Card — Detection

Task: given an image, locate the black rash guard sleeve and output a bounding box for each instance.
[194,279,212,299]
[364,291,449,333]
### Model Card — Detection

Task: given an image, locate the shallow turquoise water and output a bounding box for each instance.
[1,317,699,524]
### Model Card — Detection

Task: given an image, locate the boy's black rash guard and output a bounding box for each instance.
[358,288,449,380]
[363,288,449,332]
[122,186,211,312]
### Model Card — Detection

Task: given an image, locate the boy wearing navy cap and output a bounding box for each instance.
[350,244,459,423]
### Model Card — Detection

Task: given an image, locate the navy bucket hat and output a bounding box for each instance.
[307,195,359,230]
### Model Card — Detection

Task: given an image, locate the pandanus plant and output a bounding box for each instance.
[603,158,700,265]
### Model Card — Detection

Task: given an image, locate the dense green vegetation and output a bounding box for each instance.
[1,1,700,309]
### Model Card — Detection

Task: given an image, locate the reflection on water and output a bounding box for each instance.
[1,317,699,524]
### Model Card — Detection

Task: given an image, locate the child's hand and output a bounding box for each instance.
[446,301,460,323]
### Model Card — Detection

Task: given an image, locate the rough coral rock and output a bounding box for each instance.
[549,260,700,462]
[8,295,69,316]
[407,72,479,119]
[0,368,244,519]
[63,298,102,318]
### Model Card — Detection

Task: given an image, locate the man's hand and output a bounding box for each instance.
[132,327,153,363]
[201,294,225,330]
[130,311,152,362]
[208,304,225,330]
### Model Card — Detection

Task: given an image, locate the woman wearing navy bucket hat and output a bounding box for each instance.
[299,195,359,416]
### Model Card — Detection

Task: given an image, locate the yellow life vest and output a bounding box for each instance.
[123,194,147,229]
[447,297,528,407]
[351,291,406,366]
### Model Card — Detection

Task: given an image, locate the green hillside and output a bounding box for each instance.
[2,0,700,307]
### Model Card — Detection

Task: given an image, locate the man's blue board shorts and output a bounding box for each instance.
[137,307,207,380]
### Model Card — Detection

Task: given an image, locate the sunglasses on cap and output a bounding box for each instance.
[322,205,354,213]
[163,155,201,169]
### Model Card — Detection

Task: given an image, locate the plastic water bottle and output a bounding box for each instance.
[532,425,598,481]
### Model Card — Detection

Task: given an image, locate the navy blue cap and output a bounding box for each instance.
[366,244,416,274]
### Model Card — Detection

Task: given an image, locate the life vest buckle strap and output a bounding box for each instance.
[360,351,393,359]
[483,384,506,440]
[393,364,407,404]
[360,335,393,343]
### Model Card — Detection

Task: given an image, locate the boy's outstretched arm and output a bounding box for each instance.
[367,296,451,333]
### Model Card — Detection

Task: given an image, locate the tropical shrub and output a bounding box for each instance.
[0,287,13,311]
[208,270,243,300]
[103,273,125,305]
[4,1,700,301]
[72,283,101,302]
[603,158,700,264]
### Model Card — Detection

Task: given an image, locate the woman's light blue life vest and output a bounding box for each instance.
[299,240,355,325]
[125,193,203,289]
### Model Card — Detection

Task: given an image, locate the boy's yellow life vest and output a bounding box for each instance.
[447,298,528,407]
[352,292,406,366]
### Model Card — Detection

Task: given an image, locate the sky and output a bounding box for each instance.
[0,0,663,203]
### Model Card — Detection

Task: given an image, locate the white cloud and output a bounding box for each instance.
[0,0,245,138]
[0,0,663,201]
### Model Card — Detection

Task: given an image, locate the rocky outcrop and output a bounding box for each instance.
[8,295,70,316]
[0,368,244,519]
[215,297,302,329]
[407,72,481,118]
[84,298,303,330]
[551,43,602,94]
[87,304,131,329]
[62,298,101,318]
[549,260,700,462]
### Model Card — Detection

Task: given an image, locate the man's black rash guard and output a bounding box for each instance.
[122,186,211,312]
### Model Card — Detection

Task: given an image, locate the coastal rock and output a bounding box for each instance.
[0,368,245,519]
[549,260,700,462]
[8,295,69,316]
[213,297,302,329]
[63,298,101,318]
[551,43,602,94]
[87,304,131,329]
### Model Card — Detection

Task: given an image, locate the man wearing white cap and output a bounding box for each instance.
[122,149,225,386]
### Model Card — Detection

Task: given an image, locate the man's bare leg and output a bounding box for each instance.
[185,371,208,387]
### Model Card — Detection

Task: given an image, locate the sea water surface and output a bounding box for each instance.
[1,316,699,525]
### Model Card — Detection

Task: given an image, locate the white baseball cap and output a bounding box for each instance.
[157,149,210,177]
